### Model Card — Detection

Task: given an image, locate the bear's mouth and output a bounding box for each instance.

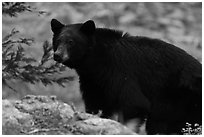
[54,54,69,63]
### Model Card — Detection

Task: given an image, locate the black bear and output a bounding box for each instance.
[51,19,202,134]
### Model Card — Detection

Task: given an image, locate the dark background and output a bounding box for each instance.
[2,2,202,111]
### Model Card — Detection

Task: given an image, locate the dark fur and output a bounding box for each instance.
[51,19,202,134]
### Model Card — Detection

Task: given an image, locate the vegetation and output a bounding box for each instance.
[182,123,202,135]
[2,2,72,92]
[2,2,33,17]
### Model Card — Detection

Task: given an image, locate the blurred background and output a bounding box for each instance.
[2,2,202,111]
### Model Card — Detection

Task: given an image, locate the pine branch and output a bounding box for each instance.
[2,2,71,92]
[2,2,47,17]
[3,30,73,90]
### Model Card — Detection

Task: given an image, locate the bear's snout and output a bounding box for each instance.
[54,53,63,62]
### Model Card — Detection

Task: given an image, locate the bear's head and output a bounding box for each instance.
[51,19,95,67]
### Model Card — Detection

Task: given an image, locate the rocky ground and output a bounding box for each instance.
[2,95,135,135]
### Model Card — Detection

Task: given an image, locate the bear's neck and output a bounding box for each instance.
[95,28,125,40]
[75,28,128,75]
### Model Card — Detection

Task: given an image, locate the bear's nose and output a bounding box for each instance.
[54,54,62,62]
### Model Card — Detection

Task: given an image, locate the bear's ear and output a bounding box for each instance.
[80,20,95,35]
[51,19,65,34]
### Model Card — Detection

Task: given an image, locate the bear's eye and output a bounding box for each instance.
[69,40,74,45]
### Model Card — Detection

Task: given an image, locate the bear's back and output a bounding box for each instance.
[91,32,201,98]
